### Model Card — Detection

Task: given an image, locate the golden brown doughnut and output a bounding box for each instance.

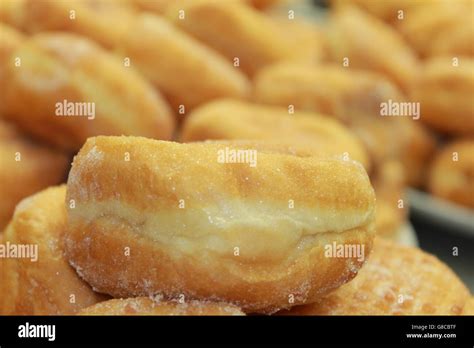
[253,63,437,183]
[65,136,376,313]
[253,63,405,124]
[410,57,474,136]
[280,238,470,315]
[0,121,68,230]
[0,186,106,315]
[327,5,418,92]
[165,0,313,76]
[180,99,371,170]
[78,297,245,316]
[0,32,175,151]
[397,1,473,58]
[1,0,251,110]
[428,140,474,209]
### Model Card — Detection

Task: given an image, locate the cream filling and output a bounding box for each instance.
[71,199,373,261]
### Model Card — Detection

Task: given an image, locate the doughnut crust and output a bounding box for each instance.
[0,32,174,151]
[281,238,470,315]
[0,121,68,230]
[410,57,474,136]
[78,297,244,316]
[0,186,106,315]
[65,136,376,313]
[428,140,474,208]
[180,99,370,170]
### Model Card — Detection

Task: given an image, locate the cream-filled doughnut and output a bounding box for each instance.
[65,136,376,313]
[78,297,245,316]
[180,99,371,170]
[0,186,106,315]
[280,238,470,315]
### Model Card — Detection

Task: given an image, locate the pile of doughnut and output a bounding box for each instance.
[0,0,473,316]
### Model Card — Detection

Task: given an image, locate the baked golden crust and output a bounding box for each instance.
[428,140,474,208]
[65,136,376,313]
[327,5,418,92]
[2,0,251,110]
[0,121,68,230]
[0,186,106,315]
[180,99,370,170]
[280,238,470,315]
[165,0,312,76]
[0,32,175,151]
[410,57,474,136]
[78,297,245,316]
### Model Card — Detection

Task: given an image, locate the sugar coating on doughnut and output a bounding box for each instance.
[282,238,470,315]
[65,136,376,313]
[181,99,370,170]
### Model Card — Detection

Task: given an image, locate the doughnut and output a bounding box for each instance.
[254,63,436,182]
[180,99,371,170]
[428,140,474,209]
[327,5,418,92]
[410,57,474,136]
[0,32,175,152]
[463,298,474,315]
[1,0,251,110]
[253,63,405,125]
[64,136,376,313]
[397,1,473,58]
[0,121,68,230]
[280,238,470,315]
[0,186,106,315]
[165,0,313,76]
[78,297,245,316]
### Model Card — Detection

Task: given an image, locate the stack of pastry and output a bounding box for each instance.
[0,0,472,316]
[328,0,474,212]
